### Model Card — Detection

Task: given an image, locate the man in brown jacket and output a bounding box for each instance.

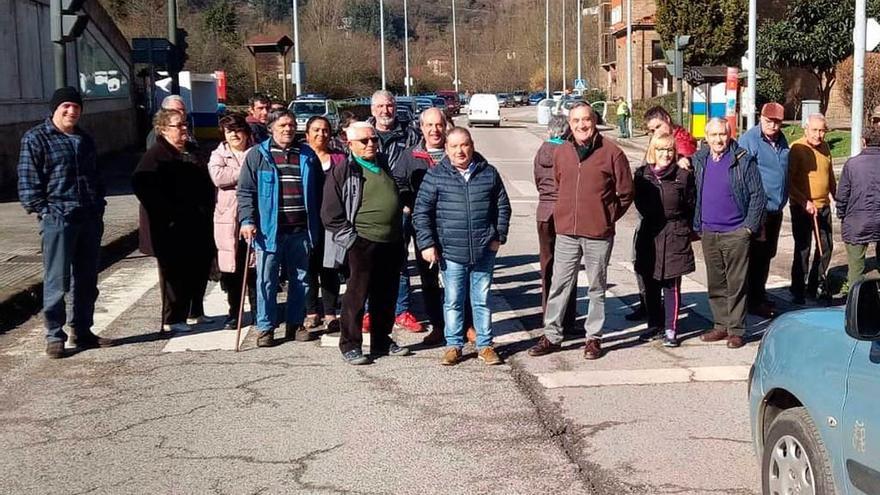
[529,103,634,359]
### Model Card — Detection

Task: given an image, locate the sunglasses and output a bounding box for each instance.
[354,136,379,145]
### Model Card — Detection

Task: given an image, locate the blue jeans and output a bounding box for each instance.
[255,230,310,333]
[395,211,413,316]
[40,211,104,343]
[441,251,496,349]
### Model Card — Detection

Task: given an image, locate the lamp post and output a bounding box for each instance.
[545,0,550,95]
[403,0,411,96]
[746,0,756,129]
[852,0,867,156]
[452,0,460,93]
[577,0,582,84]
[291,0,301,97]
[379,0,386,90]
[562,0,566,94]
[625,0,633,135]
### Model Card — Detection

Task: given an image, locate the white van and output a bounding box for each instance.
[467,93,501,127]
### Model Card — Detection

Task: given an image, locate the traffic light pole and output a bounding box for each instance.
[168,0,179,95]
[51,0,67,88]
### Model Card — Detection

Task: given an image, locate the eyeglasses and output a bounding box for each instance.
[354,137,379,145]
[655,147,675,153]
[167,123,188,128]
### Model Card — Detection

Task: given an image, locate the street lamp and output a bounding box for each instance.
[745,0,756,129]
[452,0,460,93]
[379,0,386,90]
[545,0,550,95]
[291,0,301,97]
[403,0,411,96]
[561,0,566,93]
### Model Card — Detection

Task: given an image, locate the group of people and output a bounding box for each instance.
[17,85,880,363]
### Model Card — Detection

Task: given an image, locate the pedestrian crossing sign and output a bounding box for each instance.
[574,79,586,91]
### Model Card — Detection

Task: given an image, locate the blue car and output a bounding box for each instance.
[529,92,546,105]
[749,278,880,495]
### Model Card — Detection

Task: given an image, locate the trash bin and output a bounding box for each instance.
[801,100,821,126]
[537,99,554,126]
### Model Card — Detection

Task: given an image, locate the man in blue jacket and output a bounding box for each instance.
[413,127,511,366]
[238,109,322,348]
[693,118,766,349]
[738,103,789,318]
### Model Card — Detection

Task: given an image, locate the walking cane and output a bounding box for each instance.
[812,211,829,297]
[235,239,254,352]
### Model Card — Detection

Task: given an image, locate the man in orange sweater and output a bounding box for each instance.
[788,113,836,303]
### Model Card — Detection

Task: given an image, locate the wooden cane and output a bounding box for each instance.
[235,239,254,352]
[812,212,824,258]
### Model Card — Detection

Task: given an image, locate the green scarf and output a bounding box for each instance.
[548,137,564,144]
[353,154,380,174]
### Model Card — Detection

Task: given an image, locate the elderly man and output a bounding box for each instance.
[368,90,423,333]
[18,87,113,358]
[238,109,323,348]
[246,94,271,144]
[837,127,880,288]
[414,127,511,366]
[788,113,836,304]
[529,103,634,360]
[739,102,790,318]
[693,118,766,349]
[394,107,449,343]
[322,121,412,365]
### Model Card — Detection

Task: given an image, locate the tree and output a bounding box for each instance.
[756,68,784,108]
[757,0,880,114]
[203,0,239,45]
[344,0,403,44]
[838,53,880,128]
[656,0,748,67]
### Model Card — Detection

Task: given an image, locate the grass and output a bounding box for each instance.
[781,125,851,159]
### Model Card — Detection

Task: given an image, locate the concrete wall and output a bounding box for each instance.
[0,0,135,198]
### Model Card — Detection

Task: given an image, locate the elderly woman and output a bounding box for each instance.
[132,108,216,335]
[533,114,577,332]
[633,133,696,347]
[301,116,346,332]
[208,114,257,329]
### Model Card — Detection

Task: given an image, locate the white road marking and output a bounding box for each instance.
[92,263,160,335]
[162,283,250,352]
[536,365,751,388]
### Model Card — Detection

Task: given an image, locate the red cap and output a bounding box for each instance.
[761,102,784,121]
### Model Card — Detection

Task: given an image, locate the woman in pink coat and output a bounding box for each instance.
[209,114,256,329]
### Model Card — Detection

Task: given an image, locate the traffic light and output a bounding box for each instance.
[169,28,189,73]
[51,0,89,43]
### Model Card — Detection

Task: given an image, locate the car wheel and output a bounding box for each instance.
[762,407,835,495]
[493,123,500,128]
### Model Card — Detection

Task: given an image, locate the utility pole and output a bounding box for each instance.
[562,0,567,94]
[452,0,460,93]
[379,0,386,90]
[852,0,867,156]
[625,0,633,134]
[50,0,66,88]
[545,0,550,95]
[403,0,411,96]
[168,0,179,94]
[292,0,301,97]
[746,0,757,129]
[577,0,582,84]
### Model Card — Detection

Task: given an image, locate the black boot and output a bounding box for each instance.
[625,297,647,321]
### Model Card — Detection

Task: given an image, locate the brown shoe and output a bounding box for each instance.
[478,346,503,365]
[527,336,561,357]
[46,341,65,359]
[583,338,604,360]
[256,331,275,347]
[70,333,116,349]
[441,347,462,366]
[286,324,313,342]
[700,328,729,342]
[727,335,746,349]
[303,314,322,329]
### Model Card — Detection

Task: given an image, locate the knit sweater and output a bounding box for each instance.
[788,137,835,209]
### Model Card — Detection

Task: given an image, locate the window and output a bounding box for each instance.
[652,40,664,62]
[76,29,129,98]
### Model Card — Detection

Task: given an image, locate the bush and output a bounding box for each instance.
[838,53,880,129]
[632,93,681,130]
[756,68,785,108]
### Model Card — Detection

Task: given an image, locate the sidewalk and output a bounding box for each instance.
[0,151,143,331]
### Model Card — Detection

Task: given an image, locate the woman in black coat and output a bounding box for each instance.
[633,133,696,347]
[132,108,216,336]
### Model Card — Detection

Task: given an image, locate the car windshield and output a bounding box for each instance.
[432,98,446,107]
[293,101,326,116]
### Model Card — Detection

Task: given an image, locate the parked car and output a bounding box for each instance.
[749,278,880,495]
[552,91,564,101]
[395,96,418,116]
[512,91,529,106]
[437,90,461,115]
[396,106,415,126]
[467,93,501,127]
[496,93,515,108]
[414,96,435,114]
[431,97,452,120]
[289,94,340,134]
[528,92,546,105]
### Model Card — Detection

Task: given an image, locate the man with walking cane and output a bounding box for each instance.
[788,113,835,304]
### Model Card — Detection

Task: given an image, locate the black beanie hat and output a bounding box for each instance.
[50,86,83,113]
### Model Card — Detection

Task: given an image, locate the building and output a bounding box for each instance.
[0,0,135,198]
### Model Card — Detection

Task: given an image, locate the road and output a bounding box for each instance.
[2,105,838,494]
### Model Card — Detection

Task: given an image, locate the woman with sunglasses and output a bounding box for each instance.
[301,116,346,332]
[633,133,696,347]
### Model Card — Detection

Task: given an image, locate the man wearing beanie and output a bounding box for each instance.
[17,86,114,358]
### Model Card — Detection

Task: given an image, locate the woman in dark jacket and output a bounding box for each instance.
[633,133,696,347]
[132,108,216,335]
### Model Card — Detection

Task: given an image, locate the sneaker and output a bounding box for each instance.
[256,331,275,347]
[662,330,679,348]
[164,322,192,333]
[638,327,661,342]
[387,342,412,357]
[440,347,462,366]
[583,338,604,360]
[223,316,238,330]
[624,304,646,321]
[342,349,370,365]
[478,346,503,365]
[303,314,322,329]
[394,311,425,333]
[187,315,214,325]
[527,336,561,357]
[325,318,340,334]
[70,333,116,349]
[362,313,371,333]
[46,341,65,359]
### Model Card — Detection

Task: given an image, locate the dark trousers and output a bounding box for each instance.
[340,237,403,354]
[40,212,104,343]
[220,239,256,318]
[158,248,212,326]
[397,213,445,328]
[702,228,751,336]
[747,210,783,305]
[644,276,682,332]
[790,204,833,297]
[305,240,341,317]
[537,218,577,328]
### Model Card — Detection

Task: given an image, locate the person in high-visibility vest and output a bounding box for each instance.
[616,97,631,139]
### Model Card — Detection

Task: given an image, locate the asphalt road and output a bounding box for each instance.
[2,106,845,494]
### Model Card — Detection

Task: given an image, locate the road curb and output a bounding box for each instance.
[0,227,140,334]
